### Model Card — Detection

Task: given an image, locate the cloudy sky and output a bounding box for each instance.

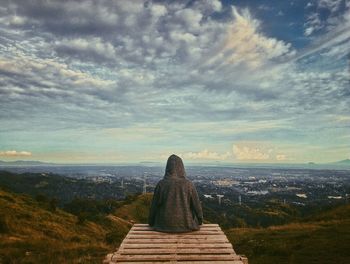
[0,0,349,164]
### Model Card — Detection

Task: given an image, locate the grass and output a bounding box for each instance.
[2,187,350,264]
[0,188,131,263]
[226,204,350,264]
[113,193,153,223]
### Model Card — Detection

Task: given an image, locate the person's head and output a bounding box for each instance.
[164,154,186,179]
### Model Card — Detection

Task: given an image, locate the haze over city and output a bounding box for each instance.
[0,0,349,164]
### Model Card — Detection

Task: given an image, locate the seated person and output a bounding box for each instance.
[148,154,203,232]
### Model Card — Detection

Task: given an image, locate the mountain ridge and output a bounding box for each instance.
[0,160,55,166]
[1,159,350,168]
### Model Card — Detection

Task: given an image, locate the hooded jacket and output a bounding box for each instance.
[148,154,203,232]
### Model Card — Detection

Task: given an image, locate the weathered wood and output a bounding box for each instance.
[113,262,244,264]
[122,243,233,249]
[240,255,249,264]
[129,230,224,235]
[119,248,235,254]
[131,226,221,231]
[112,254,241,261]
[105,224,247,263]
[133,224,220,228]
[127,234,227,239]
[123,238,229,244]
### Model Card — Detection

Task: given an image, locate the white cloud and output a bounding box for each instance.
[232,144,270,161]
[181,149,231,160]
[9,15,27,26]
[0,150,32,157]
[318,0,343,13]
[218,7,293,68]
[55,37,117,61]
[306,2,313,9]
[304,0,348,36]
[0,0,348,163]
[276,154,288,161]
[150,4,167,18]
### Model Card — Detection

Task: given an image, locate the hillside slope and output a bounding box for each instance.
[113,194,350,263]
[226,204,350,264]
[113,193,153,223]
[0,188,131,263]
[2,184,349,264]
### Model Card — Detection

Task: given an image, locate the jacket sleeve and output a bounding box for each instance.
[148,183,161,226]
[190,183,203,225]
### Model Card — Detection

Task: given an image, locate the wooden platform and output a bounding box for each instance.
[104,224,248,264]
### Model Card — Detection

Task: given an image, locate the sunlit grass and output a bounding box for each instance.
[226,204,350,264]
[0,189,130,263]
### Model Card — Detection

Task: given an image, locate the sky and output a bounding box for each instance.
[0,0,349,164]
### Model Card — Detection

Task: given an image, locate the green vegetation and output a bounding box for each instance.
[0,171,127,204]
[1,170,349,263]
[113,193,153,223]
[227,204,350,264]
[0,188,131,263]
[203,198,301,228]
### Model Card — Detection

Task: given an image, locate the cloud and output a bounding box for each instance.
[181,149,231,161]
[232,144,270,161]
[55,37,117,63]
[207,7,294,69]
[0,0,348,163]
[304,0,348,36]
[0,150,32,157]
[0,0,299,128]
[276,154,288,161]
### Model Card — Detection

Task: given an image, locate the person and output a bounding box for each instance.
[148,154,203,232]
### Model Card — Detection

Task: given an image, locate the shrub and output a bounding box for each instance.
[0,215,9,233]
[105,231,125,244]
[77,212,88,225]
[49,198,58,212]
[35,194,48,203]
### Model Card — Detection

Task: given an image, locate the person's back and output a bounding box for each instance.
[148,154,203,232]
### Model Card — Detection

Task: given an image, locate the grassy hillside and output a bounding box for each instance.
[1,182,349,264]
[0,188,131,264]
[113,193,153,223]
[114,193,350,263]
[226,204,350,264]
[0,171,126,203]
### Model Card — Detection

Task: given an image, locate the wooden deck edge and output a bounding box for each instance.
[104,254,248,264]
[104,224,248,264]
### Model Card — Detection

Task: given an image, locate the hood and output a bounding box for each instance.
[164,154,186,179]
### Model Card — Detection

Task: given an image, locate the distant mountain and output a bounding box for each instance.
[0,160,54,166]
[335,159,350,165]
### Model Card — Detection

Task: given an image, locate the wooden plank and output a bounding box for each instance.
[123,238,229,244]
[127,235,226,239]
[129,230,224,236]
[133,223,220,227]
[131,228,222,233]
[122,243,233,249]
[131,228,221,231]
[128,233,226,239]
[105,223,246,264]
[119,248,235,255]
[115,260,243,264]
[132,226,221,230]
[112,254,241,261]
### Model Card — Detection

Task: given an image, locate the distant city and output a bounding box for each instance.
[2,164,349,208]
